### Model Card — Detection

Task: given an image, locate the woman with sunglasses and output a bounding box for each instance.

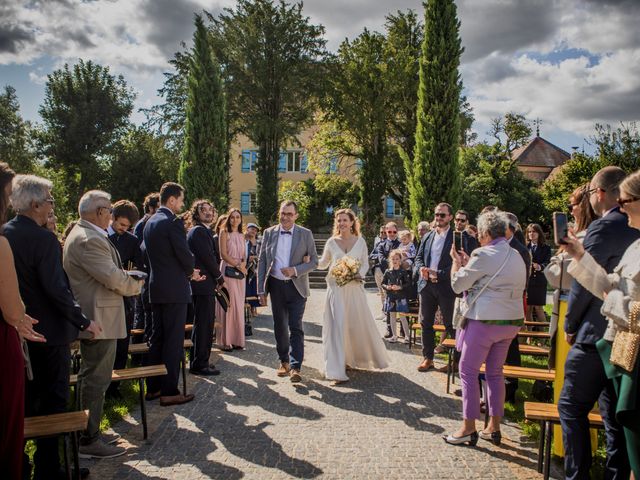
[563,170,640,479]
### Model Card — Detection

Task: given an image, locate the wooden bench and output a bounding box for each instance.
[128,340,193,398]
[525,402,604,480]
[70,365,167,440]
[524,320,550,327]
[24,410,89,480]
[130,323,193,337]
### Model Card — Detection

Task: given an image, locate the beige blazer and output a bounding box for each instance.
[63,219,143,340]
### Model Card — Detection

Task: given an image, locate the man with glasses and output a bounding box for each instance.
[5,175,101,478]
[559,166,639,479]
[454,210,478,255]
[64,190,144,459]
[370,222,401,325]
[414,203,456,371]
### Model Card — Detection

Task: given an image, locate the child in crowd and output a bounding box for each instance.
[381,249,411,343]
[398,230,416,267]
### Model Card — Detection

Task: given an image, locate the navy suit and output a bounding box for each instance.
[460,230,478,255]
[143,207,195,396]
[559,208,638,480]
[369,237,401,272]
[413,228,456,360]
[187,223,223,370]
[132,215,153,343]
[4,215,90,477]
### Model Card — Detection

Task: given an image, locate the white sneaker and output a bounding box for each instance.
[386,337,397,343]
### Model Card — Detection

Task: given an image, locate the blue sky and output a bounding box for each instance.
[1,0,639,154]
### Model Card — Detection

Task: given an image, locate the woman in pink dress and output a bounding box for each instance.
[216,209,247,350]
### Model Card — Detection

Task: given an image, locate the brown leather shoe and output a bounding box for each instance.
[160,393,195,406]
[289,369,302,383]
[277,362,290,377]
[417,358,434,372]
[145,390,161,401]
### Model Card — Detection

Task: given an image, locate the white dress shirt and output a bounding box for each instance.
[88,221,108,237]
[428,227,449,271]
[271,225,295,280]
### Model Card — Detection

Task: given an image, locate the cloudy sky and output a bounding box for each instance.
[1,0,639,152]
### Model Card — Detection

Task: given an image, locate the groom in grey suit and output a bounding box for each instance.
[257,200,318,382]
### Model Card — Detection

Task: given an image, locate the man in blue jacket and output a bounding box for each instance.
[143,183,204,406]
[559,166,638,480]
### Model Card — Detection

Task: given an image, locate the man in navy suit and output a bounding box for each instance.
[143,183,204,406]
[559,166,638,480]
[186,200,224,376]
[414,202,456,371]
[106,200,144,398]
[453,210,478,255]
[4,174,101,479]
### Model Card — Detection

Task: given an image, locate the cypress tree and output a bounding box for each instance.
[179,14,228,209]
[406,0,463,225]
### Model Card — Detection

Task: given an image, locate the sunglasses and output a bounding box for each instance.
[618,196,640,207]
[386,230,397,234]
[567,203,579,211]
[434,213,448,218]
[454,217,467,222]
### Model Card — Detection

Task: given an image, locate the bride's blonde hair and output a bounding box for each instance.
[332,208,360,237]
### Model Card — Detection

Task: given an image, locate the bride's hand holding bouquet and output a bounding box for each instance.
[329,256,362,287]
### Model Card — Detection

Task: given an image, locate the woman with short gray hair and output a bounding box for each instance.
[443,210,527,447]
[9,174,53,213]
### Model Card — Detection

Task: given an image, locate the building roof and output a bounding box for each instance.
[511,136,571,168]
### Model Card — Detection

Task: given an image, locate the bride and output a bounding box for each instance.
[318,208,389,385]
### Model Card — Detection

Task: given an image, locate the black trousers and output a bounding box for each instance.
[504,337,521,402]
[558,343,629,480]
[419,283,455,360]
[133,289,152,343]
[24,343,70,479]
[268,278,306,371]
[147,303,188,396]
[190,295,215,370]
[107,300,134,394]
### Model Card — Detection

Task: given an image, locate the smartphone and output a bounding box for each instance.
[553,212,569,245]
[454,231,463,252]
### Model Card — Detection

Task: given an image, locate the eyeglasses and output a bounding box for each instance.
[585,187,601,197]
[280,212,295,217]
[567,203,579,211]
[435,213,448,218]
[43,197,55,206]
[618,196,640,207]
[98,206,113,214]
[454,217,467,222]
[386,230,397,234]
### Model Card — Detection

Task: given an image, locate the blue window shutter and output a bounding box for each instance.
[278,152,287,172]
[241,150,250,173]
[329,157,338,174]
[385,197,394,217]
[355,158,363,169]
[240,192,250,214]
[300,154,308,173]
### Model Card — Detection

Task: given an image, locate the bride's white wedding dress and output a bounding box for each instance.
[318,236,390,381]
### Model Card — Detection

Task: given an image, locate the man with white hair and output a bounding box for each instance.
[4,175,100,479]
[63,190,144,459]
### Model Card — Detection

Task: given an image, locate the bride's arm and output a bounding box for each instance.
[357,238,370,278]
[317,238,333,270]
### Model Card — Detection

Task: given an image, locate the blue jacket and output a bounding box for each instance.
[413,228,455,295]
[3,215,90,345]
[565,207,640,344]
[143,207,194,304]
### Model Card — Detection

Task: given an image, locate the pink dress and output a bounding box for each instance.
[215,231,246,348]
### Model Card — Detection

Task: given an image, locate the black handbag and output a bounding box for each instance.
[224,266,245,280]
[214,286,230,311]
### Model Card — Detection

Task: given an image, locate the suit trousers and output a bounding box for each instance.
[558,343,630,480]
[190,295,215,370]
[419,283,456,360]
[78,339,117,443]
[24,343,71,479]
[504,337,521,402]
[148,303,188,396]
[268,277,306,370]
[107,301,134,394]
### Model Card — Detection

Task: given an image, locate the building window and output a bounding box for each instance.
[278,150,307,173]
[241,150,259,173]
[385,197,403,217]
[241,192,257,215]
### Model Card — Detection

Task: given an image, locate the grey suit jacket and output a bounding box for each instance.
[257,224,318,298]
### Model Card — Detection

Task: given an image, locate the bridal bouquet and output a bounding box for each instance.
[330,256,361,287]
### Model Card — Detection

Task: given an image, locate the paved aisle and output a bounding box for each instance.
[88,290,555,479]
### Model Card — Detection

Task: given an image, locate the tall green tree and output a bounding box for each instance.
[324,30,388,235]
[0,85,36,173]
[39,60,134,206]
[209,0,327,227]
[592,122,640,173]
[405,0,463,227]
[178,15,228,209]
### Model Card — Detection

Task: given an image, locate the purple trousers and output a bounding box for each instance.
[459,320,520,420]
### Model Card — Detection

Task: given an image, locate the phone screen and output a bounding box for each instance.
[454,231,463,252]
[553,212,569,245]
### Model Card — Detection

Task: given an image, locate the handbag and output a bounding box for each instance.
[214,286,230,312]
[453,248,513,330]
[610,301,640,372]
[224,265,245,280]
